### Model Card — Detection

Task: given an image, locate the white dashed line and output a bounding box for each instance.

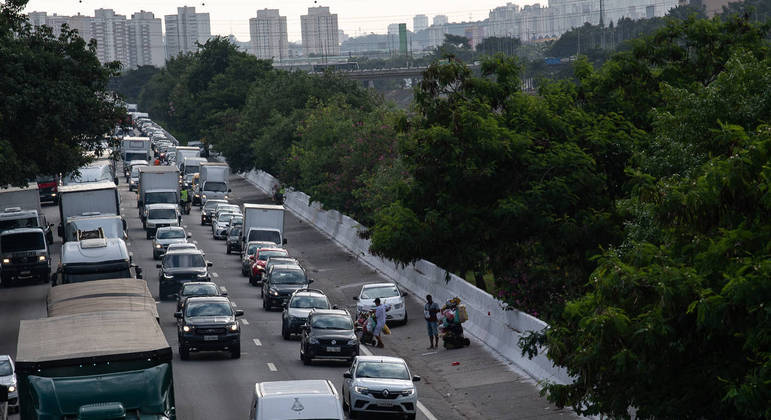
[241,319,249,325]
[253,338,262,346]
[360,345,373,357]
[126,242,131,246]
[211,272,219,278]
[231,301,237,307]
[267,363,277,372]
[192,240,198,244]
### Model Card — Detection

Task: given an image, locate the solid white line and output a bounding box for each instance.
[253,338,262,346]
[417,401,439,420]
[192,240,198,244]
[267,363,277,372]
[241,319,249,325]
[212,272,219,278]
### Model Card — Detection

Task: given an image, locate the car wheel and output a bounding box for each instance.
[226,246,231,254]
[39,272,49,283]
[401,310,409,326]
[347,394,358,419]
[241,267,247,276]
[405,414,416,420]
[230,344,241,359]
[263,297,270,310]
[146,231,151,239]
[179,345,190,360]
[153,252,159,260]
[282,323,290,340]
[301,351,311,365]
[342,387,349,410]
[260,287,264,298]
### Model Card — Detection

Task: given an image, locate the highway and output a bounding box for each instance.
[0,166,577,419]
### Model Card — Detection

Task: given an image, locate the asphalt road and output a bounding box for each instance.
[0,168,578,420]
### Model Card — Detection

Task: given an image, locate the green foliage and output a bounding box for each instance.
[0,0,125,185]
[109,65,161,103]
[476,37,522,57]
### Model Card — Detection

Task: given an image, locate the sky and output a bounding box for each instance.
[23,0,529,42]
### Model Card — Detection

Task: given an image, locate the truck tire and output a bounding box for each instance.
[282,323,290,340]
[226,245,231,254]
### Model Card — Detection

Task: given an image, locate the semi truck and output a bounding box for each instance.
[121,136,152,163]
[199,162,230,205]
[53,237,142,285]
[241,204,286,249]
[63,214,127,243]
[0,184,53,244]
[57,181,120,238]
[15,311,175,419]
[0,227,50,286]
[46,278,159,320]
[60,159,117,186]
[137,166,179,222]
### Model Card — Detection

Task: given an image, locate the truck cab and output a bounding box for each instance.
[0,207,53,245]
[0,227,50,286]
[54,237,142,285]
[64,214,127,243]
[144,203,181,239]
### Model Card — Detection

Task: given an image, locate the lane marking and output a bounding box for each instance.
[126,242,131,246]
[360,345,373,357]
[211,272,219,278]
[417,402,439,420]
[192,240,198,244]
[231,301,237,307]
[253,338,262,346]
[267,363,277,372]
[241,319,249,325]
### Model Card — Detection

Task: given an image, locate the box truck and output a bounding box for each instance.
[241,204,286,249]
[199,162,230,205]
[57,181,120,238]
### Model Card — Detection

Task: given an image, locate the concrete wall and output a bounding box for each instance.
[242,169,571,385]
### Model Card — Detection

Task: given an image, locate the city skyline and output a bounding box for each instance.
[23,0,536,42]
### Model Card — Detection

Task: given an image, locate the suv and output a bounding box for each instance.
[354,283,409,325]
[282,289,331,339]
[250,248,289,286]
[143,203,181,239]
[261,264,312,310]
[175,296,243,359]
[249,380,344,420]
[342,356,420,419]
[176,281,227,311]
[157,249,212,300]
[200,199,227,225]
[0,355,18,413]
[0,228,50,286]
[152,226,190,259]
[300,309,359,365]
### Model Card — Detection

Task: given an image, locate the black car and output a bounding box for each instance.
[282,289,331,339]
[176,281,227,311]
[261,264,312,310]
[300,309,359,365]
[225,225,241,254]
[157,249,212,300]
[175,296,243,359]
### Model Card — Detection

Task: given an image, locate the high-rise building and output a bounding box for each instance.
[128,11,164,68]
[432,15,448,26]
[300,6,340,57]
[387,23,400,53]
[248,9,288,60]
[27,11,47,28]
[413,14,429,32]
[91,9,129,66]
[164,6,211,59]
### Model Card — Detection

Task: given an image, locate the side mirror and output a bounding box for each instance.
[173,312,183,319]
[281,302,287,308]
[114,177,119,185]
[235,309,244,317]
[332,305,339,310]
[283,238,288,245]
[412,376,421,382]
[353,296,359,301]
[135,266,143,279]
[308,279,314,284]
[207,261,213,267]
[343,372,352,379]
[187,232,192,238]
[402,291,409,298]
[156,264,162,268]
[228,188,232,192]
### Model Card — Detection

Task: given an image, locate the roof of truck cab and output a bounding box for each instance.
[242,204,284,211]
[0,182,38,192]
[61,237,129,264]
[0,227,45,237]
[145,203,179,210]
[138,166,179,174]
[16,311,170,366]
[47,278,158,320]
[58,181,116,194]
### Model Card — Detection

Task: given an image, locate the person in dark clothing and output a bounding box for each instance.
[424,295,440,349]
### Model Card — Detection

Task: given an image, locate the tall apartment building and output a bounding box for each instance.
[433,15,449,26]
[164,6,211,59]
[91,9,129,66]
[128,11,164,68]
[248,9,288,60]
[27,11,47,28]
[413,14,429,32]
[300,6,340,57]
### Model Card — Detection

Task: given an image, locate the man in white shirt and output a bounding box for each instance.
[373,298,387,348]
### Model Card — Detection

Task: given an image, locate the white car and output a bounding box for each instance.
[342,355,419,419]
[354,283,408,325]
[0,355,18,413]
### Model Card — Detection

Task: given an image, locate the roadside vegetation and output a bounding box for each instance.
[105,6,771,419]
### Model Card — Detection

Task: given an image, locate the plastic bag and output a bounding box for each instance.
[382,324,391,335]
[366,317,376,332]
[457,305,468,323]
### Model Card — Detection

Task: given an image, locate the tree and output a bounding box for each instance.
[109,65,161,104]
[476,36,522,57]
[0,0,125,186]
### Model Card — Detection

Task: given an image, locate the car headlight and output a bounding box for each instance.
[224,195,229,199]
[2,258,9,264]
[269,289,279,296]
[354,385,369,394]
[194,194,200,198]
[401,388,415,396]
[182,325,191,332]
[8,385,15,393]
[308,337,319,344]
[39,255,47,262]
[155,244,162,248]
[393,303,403,309]
[202,194,207,200]
[347,339,358,346]
[163,273,174,279]
[229,323,239,331]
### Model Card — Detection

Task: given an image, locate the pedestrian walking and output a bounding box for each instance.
[424,294,440,349]
[373,298,387,348]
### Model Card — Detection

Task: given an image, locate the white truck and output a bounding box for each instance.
[241,204,286,249]
[121,136,152,164]
[181,156,207,178]
[175,147,200,172]
[199,162,230,205]
[57,181,120,238]
[137,166,179,222]
[0,183,53,244]
[61,159,117,186]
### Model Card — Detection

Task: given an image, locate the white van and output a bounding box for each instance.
[248,380,344,420]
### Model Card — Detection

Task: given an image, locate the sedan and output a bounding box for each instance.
[250,248,289,286]
[300,309,358,365]
[0,355,18,413]
[176,281,227,311]
[342,355,420,419]
[152,226,190,259]
[354,283,409,325]
[240,241,279,276]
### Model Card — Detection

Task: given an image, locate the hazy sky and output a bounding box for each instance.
[23,0,528,42]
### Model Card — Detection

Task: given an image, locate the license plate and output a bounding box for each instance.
[21,270,31,275]
[326,346,341,352]
[379,401,394,407]
[386,314,393,319]
[204,335,218,341]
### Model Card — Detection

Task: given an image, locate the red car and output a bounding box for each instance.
[249,248,288,286]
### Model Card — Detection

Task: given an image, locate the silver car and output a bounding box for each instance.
[0,355,18,413]
[342,355,419,419]
[212,211,239,240]
[152,226,190,259]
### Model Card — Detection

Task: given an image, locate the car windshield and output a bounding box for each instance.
[312,315,352,330]
[259,250,288,261]
[271,270,306,284]
[186,301,231,317]
[163,253,205,268]
[246,244,260,255]
[157,229,185,239]
[290,295,329,309]
[215,205,238,214]
[182,284,218,297]
[230,217,243,225]
[1,231,44,252]
[217,213,234,223]
[0,360,12,375]
[361,286,400,299]
[0,217,39,230]
[228,227,241,237]
[247,229,280,244]
[130,166,147,177]
[356,362,410,380]
[203,201,224,211]
[203,181,227,192]
[148,208,176,220]
[145,192,177,204]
